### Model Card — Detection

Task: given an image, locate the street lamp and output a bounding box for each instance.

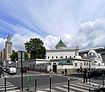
[88,60,91,71]
[50,76,52,92]
[68,78,70,92]
[18,51,25,91]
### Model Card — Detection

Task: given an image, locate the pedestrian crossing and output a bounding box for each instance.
[0,80,20,92]
[38,82,99,92]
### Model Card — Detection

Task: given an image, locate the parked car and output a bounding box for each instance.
[6,67,16,74]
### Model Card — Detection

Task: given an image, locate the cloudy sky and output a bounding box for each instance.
[0,0,105,51]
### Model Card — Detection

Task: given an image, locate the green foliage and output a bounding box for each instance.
[10,52,18,61]
[25,38,46,59]
[25,52,29,60]
[10,52,29,61]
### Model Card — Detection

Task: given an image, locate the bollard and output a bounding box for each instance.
[103,74,104,87]
[4,77,6,92]
[68,78,70,92]
[35,78,37,90]
[88,72,91,92]
[89,89,91,92]
[50,76,52,92]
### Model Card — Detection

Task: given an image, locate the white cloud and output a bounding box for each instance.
[11,26,41,51]
[1,19,105,51]
[79,19,105,48]
[0,38,6,50]
[44,35,59,49]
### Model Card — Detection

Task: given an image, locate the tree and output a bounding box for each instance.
[25,38,46,59]
[10,52,18,61]
[10,52,29,61]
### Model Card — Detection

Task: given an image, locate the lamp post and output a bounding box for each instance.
[18,51,25,91]
[103,74,104,87]
[89,60,91,71]
[50,76,52,92]
[68,78,70,92]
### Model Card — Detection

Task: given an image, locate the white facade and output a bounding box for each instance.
[83,50,105,69]
[46,49,77,60]
[46,39,79,60]
[47,58,89,74]
[5,35,12,60]
[0,35,12,63]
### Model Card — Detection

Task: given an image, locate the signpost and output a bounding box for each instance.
[18,51,25,91]
[26,77,32,90]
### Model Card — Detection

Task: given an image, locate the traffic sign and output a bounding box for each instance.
[26,77,32,87]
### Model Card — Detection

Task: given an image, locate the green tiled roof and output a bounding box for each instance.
[55,39,67,49]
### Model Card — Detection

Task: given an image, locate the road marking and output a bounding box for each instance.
[63,85,89,92]
[7,89,20,92]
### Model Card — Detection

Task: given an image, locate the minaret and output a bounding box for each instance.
[5,34,12,61]
[75,46,79,56]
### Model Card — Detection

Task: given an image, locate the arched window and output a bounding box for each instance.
[65,56,67,58]
[67,60,70,63]
[60,56,63,58]
[48,56,49,59]
[52,56,54,59]
[56,56,58,58]
[75,63,77,67]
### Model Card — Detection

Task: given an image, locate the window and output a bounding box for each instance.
[67,60,70,63]
[56,56,58,58]
[70,56,71,58]
[75,63,77,67]
[84,62,85,65]
[94,61,97,63]
[65,56,67,58]
[60,56,63,58]
[48,56,49,59]
[52,56,54,59]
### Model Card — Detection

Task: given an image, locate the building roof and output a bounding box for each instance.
[55,39,67,49]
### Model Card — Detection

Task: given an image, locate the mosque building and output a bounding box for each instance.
[0,35,105,74]
[46,39,79,60]
[46,39,105,74]
[46,39,87,73]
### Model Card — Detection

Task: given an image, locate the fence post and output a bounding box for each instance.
[103,74,104,87]
[35,78,37,90]
[68,78,70,92]
[4,77,6,92]
[50,76,52,92]
[88,72,91,92]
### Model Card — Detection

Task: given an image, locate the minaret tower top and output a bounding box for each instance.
[7,34,11,42]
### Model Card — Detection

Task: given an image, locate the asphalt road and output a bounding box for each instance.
[6,74,77,89]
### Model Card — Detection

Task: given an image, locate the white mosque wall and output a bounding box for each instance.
[46,49,76,59]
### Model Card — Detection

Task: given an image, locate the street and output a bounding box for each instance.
[0,71,105,91]
[6,73,77,89]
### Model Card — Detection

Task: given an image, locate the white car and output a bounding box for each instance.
[7,67,16,74]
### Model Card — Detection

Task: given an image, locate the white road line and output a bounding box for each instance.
[7,89,20,92]
[45,88,57,92]
[63,85,89,92]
